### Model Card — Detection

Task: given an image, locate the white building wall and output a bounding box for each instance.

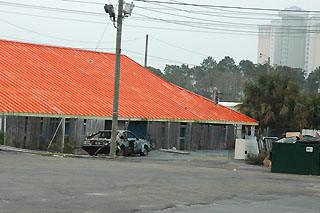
[257,6,320,73]
[305,19,320,75]
[257,25,271,64]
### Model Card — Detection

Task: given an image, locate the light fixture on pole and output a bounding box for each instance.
[259,53,270,73]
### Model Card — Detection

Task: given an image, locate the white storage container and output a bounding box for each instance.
[234,138,259,160]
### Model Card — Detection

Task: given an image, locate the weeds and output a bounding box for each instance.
[245,153,269,166]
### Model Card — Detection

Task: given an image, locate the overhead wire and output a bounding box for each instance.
[0,1,318,35]
[134,13,320,35]
[122,48,199,66]
[53,0,320,19]
[0,0,319,47]
[149,35,215,58]
[134,0,320,14]
[134,5,318,30]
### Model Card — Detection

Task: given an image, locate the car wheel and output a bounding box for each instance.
[88,151,96,156]
[141,146,148,156]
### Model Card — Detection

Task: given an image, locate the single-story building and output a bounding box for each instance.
[0,39,258,152]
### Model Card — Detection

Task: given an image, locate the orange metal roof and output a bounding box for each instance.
[0,39,258,125]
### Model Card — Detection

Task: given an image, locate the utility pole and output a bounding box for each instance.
[104,1,134,158]
[144,34,149,67]
[109,0,124,158]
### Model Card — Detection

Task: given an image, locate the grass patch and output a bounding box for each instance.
[40,153,61,157]
[190,155,228,161]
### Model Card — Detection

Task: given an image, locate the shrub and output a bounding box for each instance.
[245,153,269,166]
[38,138,74,154]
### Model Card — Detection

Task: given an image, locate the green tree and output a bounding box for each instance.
[217,56,239,73]
[194,68,245,101]
[163,64,194,91]
[306,67,320,93]
[238,60,257,79]
[200,56,217,73]
[240,72,300,130]
[274,66,305,89]
[146,66,164,78]
[298,93,320,129]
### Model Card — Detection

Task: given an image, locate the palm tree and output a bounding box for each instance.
[240,72,300,132]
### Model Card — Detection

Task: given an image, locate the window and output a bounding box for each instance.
[24,117,28,135]
[50,118,59,134]
[161,122,165,148]
[222,125,227,141]
[65,118,70,136]
[179,123,187,150]
[40,117,43,135]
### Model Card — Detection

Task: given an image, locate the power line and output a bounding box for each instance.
[134,14,320,35]
[1,1,318,32]
[0,1,104,16]
[1,10,317,40]
[135,2,320,22]
[0,1,318,41]
[0,19,108,43]
[150,35,212,58]
[56,0,320,17]
[135,6,319,30]
[134,0,320,14]
[123,49,200,66]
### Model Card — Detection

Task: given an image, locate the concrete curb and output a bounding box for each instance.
[159,148,190,155]
[0,145,89,158]
[0,145,51,155]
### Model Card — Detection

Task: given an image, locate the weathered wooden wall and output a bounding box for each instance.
[147,122,163,149]
[68,119,105,148]
[5,116,236,151]
[147,122,235,151]
[5,116,106,150]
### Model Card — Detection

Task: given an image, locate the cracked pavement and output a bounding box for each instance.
[0,150,319,213]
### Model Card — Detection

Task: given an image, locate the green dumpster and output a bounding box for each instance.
[271,142,320,175]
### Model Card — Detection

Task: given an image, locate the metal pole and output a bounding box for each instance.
[167,122,170,149]
[3,115,6,146]
[144,34,149,67]
[61,117,65,153]
[47,118,63,150]
[109,0,124,158]
[267,57,270,73]
[188,123,192,150]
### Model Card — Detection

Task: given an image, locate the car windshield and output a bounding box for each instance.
[98,132,111,139]
[124,132,138,140]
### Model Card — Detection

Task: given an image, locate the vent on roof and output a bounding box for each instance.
[213,87,219,106]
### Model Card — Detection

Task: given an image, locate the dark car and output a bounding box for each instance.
[82,130,152,156]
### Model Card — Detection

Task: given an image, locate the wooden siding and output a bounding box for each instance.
[4,116,236,152]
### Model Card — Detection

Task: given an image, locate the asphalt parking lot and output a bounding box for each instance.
[0,149,319,213]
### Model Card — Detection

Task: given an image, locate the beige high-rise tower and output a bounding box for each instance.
[257,6,320,75]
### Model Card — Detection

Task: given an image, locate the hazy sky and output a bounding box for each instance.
[0,0,319,70]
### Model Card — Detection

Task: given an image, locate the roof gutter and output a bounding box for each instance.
[0,111,258,126]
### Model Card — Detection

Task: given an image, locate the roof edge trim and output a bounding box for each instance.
[1,112,258,125]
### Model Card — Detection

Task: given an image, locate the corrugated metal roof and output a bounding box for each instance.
[0,39,258,125]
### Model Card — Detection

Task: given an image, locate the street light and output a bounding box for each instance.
[259,53,270,73]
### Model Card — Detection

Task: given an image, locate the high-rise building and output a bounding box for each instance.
[257,6,320,75]
[305,18,320,74]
